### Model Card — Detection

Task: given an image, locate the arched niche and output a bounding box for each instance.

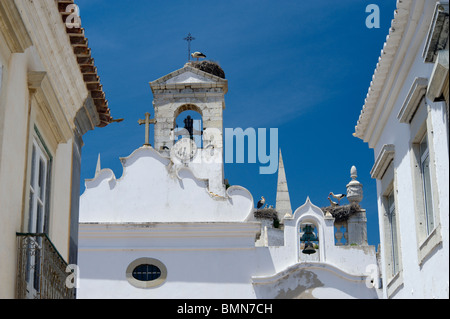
[173,104,203,148]
[298,220,320,262]
[285,198,334,263]
[297,215,323,262]
[174,103,203,120]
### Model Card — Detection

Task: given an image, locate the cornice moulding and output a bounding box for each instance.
[79,222,261,239]
[371,144,395,180]
[423,3,449,63]
[150,65,228,94]
[28,71,73,143]
[397,77,429,123]
[0,0,32,53]
[427,49,449,102]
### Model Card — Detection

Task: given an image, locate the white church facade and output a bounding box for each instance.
[77,63,380,299]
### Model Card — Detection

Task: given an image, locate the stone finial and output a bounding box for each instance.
[346,166,363,204]
[350,165,357,180]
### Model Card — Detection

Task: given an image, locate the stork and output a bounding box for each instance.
[257,196,266,209]
[327,196,338,208]
[329,192,346,205]
[191,51,206,61]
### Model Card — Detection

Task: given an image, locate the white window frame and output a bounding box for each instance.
[385,189,400,278]
[28,139,48,234]
[27,131,51,234]
[409,99,442,266]
[378,160,403,298]
[126,258,168,289]
[419,134,435,235]
[25,129,52,298]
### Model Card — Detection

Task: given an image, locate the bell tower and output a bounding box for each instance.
[149,61,228,196]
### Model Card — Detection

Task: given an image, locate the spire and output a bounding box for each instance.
[276,149,292,220]
[95,154,101,177]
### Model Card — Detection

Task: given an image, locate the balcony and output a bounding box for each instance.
[16,233,75,299]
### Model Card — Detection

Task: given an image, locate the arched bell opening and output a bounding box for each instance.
[173,104,203,148]
[298,221,320,262]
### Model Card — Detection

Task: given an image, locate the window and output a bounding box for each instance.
[386,190,400,278]
[28,136,50,234]
[419,134,435,235]
[126,258,167,289]
[132,264,162,282]
[377,159,403,296]
[25,133,52,298]
[410,104,442,265]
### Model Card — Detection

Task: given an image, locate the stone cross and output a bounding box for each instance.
[138,112,157,146]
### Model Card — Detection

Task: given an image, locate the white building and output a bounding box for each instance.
[0,0,115,298]
[354,0,449,298]
[78,62,380,299]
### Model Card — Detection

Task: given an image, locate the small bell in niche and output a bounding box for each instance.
[300,224,319,255]
[302,242,316,255]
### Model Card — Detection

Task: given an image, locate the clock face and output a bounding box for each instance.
[171,138,198,162]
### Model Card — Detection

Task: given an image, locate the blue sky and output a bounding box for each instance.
[77,0,397,246]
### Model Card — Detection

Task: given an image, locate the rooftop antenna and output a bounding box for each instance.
[183,33,195,61]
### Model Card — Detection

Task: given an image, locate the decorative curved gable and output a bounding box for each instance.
[290,197,325,224]
[80,146,253,223]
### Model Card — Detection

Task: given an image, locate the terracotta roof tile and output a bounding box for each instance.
[56,0,113,128]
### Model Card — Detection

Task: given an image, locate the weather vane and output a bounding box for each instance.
[183,33,195,61]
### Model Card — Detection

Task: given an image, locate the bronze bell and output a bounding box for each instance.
[302,241,316,255]
[300,224,318,255]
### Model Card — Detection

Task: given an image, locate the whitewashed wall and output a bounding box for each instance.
[80,146,254,223]
[368,1,449,299]
[79,159,380,299]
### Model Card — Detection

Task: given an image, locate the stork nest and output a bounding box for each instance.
[254,208,280,228]
[321,203,361,222]
[254,208,278,220]
[187,60,226,79]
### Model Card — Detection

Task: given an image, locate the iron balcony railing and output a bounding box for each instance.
[16,233,75,299]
